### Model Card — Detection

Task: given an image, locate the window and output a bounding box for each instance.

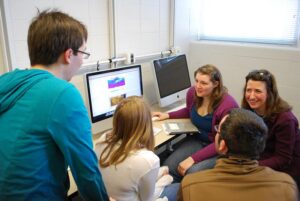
[194,0,300,45]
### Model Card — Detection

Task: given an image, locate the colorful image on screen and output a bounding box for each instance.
[110,94,126,106]
[108,77,125,89]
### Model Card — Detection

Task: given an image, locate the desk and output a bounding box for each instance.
[67,118,191,197]
[153,118,192,148]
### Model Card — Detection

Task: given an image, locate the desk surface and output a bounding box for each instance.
[153,118,192,147]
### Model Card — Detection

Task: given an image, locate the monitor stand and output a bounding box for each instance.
[92,118,113,135]
[151,99,186,113]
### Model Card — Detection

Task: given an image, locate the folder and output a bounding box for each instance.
[162,120,199,135]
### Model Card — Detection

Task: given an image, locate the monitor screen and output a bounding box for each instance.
[153,54,191,107]
[86,65,143,123]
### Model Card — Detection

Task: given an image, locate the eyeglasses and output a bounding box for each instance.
[76,50,90,59]
[246,69,272,88]
[214,124,220,134]
[247,70,271,81]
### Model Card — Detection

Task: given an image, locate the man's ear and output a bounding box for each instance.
[63,48,73,64]
[218,139,228,155]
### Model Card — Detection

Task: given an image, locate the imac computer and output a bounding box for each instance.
[85,65,143,126]
[152,54,191,107]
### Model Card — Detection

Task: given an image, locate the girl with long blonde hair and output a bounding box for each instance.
[96,96,179,201]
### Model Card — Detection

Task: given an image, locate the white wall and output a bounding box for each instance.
[1,0,172,70]
[188,41,300,120]
[173,0,197,54]
[0,39,5,74]
[2,0,111,70]
[0,7,8,74]
[115,0,170,56]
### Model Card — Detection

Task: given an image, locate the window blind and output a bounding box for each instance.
[195,0,300,45]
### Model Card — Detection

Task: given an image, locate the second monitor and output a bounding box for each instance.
[153,54,191,107]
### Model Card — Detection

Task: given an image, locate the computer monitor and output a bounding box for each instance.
[152,54,191,107]
[85,65,143,123]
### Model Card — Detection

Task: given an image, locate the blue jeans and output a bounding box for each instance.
[159,183,180,201]
[163,135,217,182]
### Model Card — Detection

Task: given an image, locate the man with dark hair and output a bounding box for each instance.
[0,10,109,201]
[178,108,298,201]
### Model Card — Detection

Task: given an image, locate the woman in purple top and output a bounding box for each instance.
[153,65,239,182]
[242,69,300,187]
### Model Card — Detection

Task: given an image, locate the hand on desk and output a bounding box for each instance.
[152,112,169,121]
[177,157,195,176]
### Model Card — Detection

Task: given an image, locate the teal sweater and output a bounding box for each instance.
[0,69,108,201]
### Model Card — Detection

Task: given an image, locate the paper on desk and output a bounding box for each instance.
[168,123,179,130]
[162,121,199,135]
[153,126,162,136]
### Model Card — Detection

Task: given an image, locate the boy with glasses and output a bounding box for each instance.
[0,9,109,201]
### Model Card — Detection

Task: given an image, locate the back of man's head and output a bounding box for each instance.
[220,108,267,159]
[28,9,87,66]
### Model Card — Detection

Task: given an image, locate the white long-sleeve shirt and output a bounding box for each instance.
[95,134,160,201]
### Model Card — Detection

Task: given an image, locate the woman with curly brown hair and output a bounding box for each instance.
[153,65,239,182]
[242,69,300,187]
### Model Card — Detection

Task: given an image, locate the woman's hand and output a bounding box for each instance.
[152,112,169,121]
[177,157,195,176]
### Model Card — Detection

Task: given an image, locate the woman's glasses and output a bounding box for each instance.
[246,70,272,88]
[247,70,271,81]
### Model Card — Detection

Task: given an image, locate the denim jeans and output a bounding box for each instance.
[159,183,180,201]
[163,135,217,182]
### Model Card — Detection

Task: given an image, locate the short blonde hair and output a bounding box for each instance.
[99,96,154,167]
